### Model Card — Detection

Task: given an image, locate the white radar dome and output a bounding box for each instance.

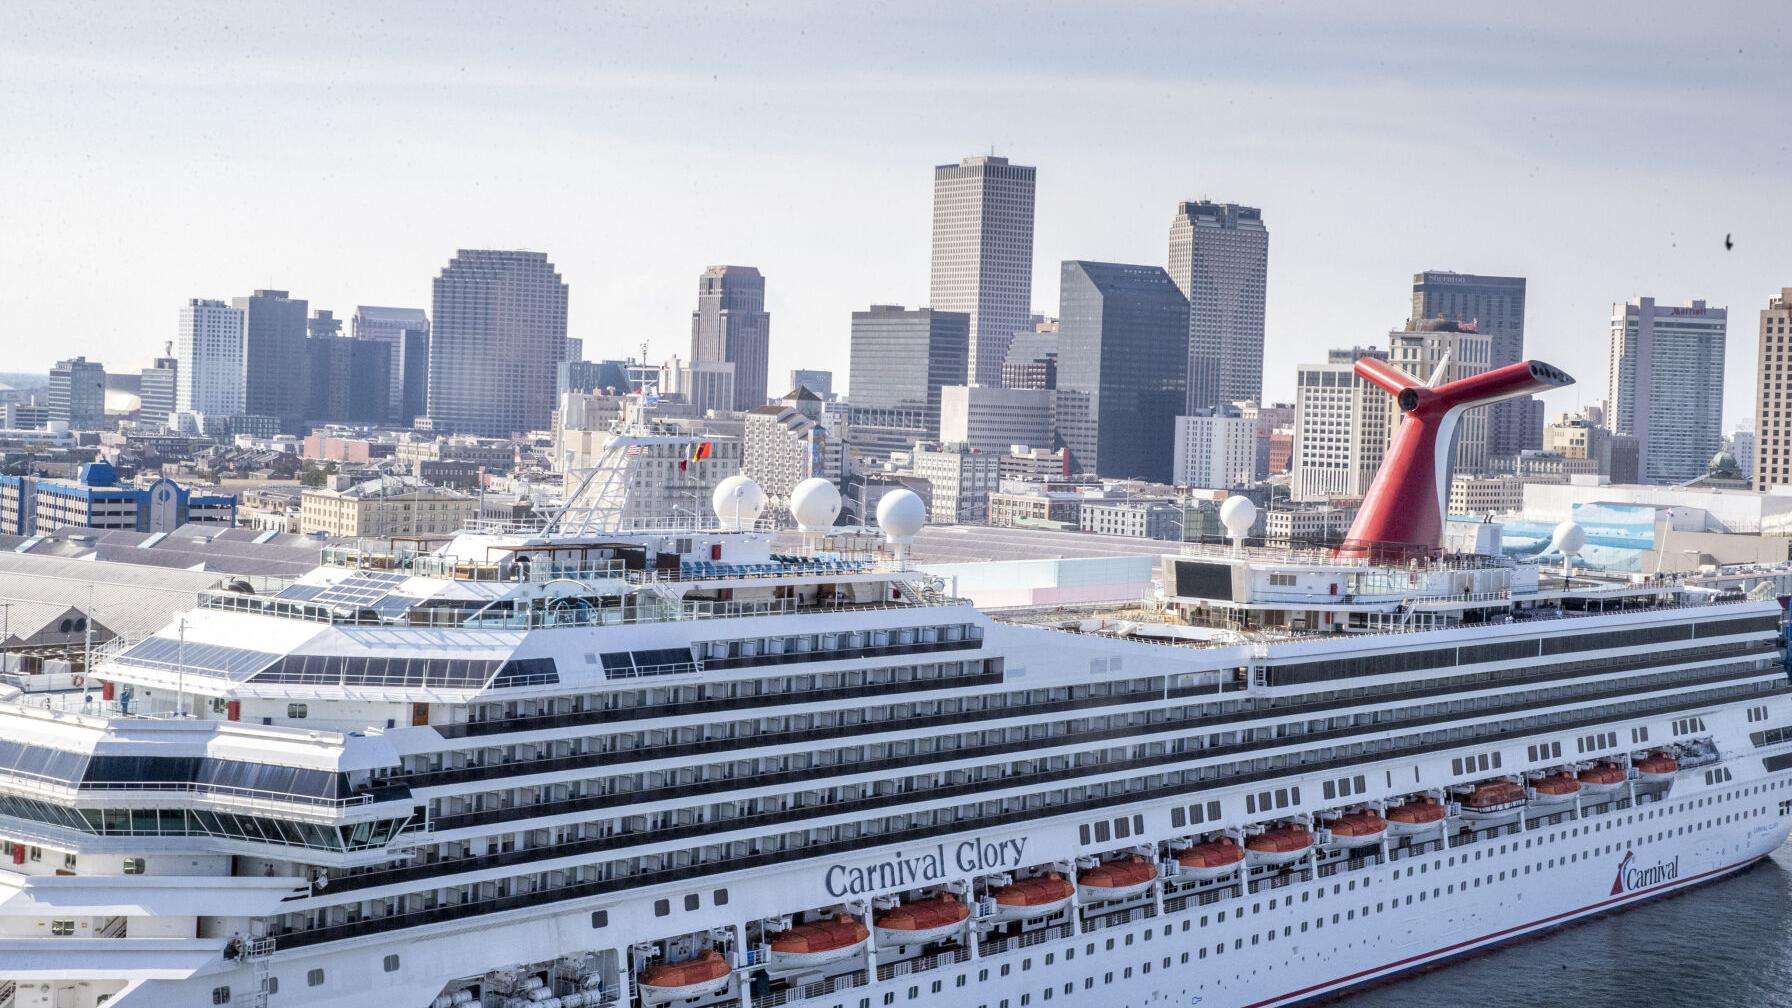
[789,477,842,532]
[876,489,927,545]
[711,474,765,530]
[1220,496,1258,540]
[1549,520,1587,556]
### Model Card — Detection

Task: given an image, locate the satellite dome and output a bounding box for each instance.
[1220,496,1258,539]
[711,474,765,530]
[1549,520,1587,556]
[789,478,842,532]
[876,489,926,544]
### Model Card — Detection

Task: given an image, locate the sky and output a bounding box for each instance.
[2,1,1788,429]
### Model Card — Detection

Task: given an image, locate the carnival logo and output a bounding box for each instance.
[1609,850,1680,895]
[824,837,1028,897]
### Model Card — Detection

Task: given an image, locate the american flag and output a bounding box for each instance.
[624,445,648,456]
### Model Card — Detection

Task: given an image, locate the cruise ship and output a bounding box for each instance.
[4,356,1792,1008]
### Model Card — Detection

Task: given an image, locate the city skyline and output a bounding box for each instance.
[1,4,1787,431]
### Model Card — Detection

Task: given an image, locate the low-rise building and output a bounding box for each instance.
[906,441,1002,525]
[0,462,235,536]
[1078,498,1184,540]
[1449,474,1527,517]
[1172,406,1256,489]
[298,475,477,537]
[1265,502,1357,546]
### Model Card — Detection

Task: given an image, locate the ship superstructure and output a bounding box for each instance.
[3,362,1792,1008]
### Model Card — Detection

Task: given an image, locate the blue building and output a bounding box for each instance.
[0,462,236,537]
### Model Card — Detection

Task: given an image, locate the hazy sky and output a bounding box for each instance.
[3,2,1787,428]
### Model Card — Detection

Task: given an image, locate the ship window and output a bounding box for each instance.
[654,899,670,917]
[383,955,400,973]
[123,857,145,874]
[212,987,230,1004]
[684,894,699,911]
[50,920,74,936]
[591,910,608,928]
[714,889,729,906]
[308,970,324,987]
[287,703,308,719]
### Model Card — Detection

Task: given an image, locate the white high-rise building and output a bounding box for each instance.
[938,385,1053,456]
[1609,296,1727,484]
[175,298,245,416]
[1290,347,1392,501]
[930,155,1036,386]
[1168,201,1268,413]
[1387,320,1494,474]
[1171,407,1256,489]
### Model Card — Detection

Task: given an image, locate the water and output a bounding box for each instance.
[1343,845,1792,1008]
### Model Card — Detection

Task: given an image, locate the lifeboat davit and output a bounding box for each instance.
[1244,824,1314,865]
[638,950,732,1005]
[767,914,869,970]
[1578,762,1627,794]
[1175,837,1245,880]
[872,895,969,947]
[990,872,1075,921]
[1458,780,1526,820]
[1635,752,1680,783]
[1077,855,1156,902]
[1322,810,1388,849]
[1528,772,1581,805]
[1385,798,1447,836]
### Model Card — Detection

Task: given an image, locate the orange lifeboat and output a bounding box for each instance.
[872,895,969,947]
[1077,855,1156,903]
[1458,780,1526,820]
[990,872,1074,921]
[639,950,732,1005]
[1175,837,1245,880]
[767,914,869,970]
[1635,752,1680,783]
[1322,810,1387,849]
[1244,823,1314,865]
[1578,762,1627,794]
[1386,798,1447,836]
[1528,772,1581,806]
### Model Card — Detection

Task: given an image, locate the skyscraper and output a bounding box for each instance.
[848,305,970,438]
[1754,289,1792,490]
[1168,201,1268,412]
[930,155,1036,386]
[1054,261,1189,482]
[690,265,771,411]
[426,250,569,437]
[232,289,309,431]
[353,306,431,426]
[1609,296,1727,484]
[175,298,245,417]
[138,344,178,427]
[1290,347,1392,501]
[1411,271,1534,456]
[47,356,106,430]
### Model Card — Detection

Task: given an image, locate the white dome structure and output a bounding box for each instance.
[1548,520,1587,577]
[711,474,765,531]
[876,489,927,565]
[789,478,842,532]
[1220,496,1258,543]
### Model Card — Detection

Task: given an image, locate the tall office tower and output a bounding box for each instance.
[308,309,343,338]
[1411,271,1534,455]
[427,250,570,437]
[1290,347,1392,501]
[353,306,432,426]
[1387,319,1494,473]
[175,298,245,416]
[232,289,310,431]
[930,155,1036,385]
[848,305,969,438]
[304,336,394,425]
[1753,289,1792,489]
[1609,296,1727,484]
[1168,201,1268,413]
[138,343,178,426]
[1054,261,1189,482]
[690,265,771,411]
[47,356,106,429]
[789,369,834,400]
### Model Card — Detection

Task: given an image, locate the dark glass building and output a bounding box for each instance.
[1054,261,1190,482]
[233,289,310,432]
[1411,271,1533,455]
[847,305,969,439]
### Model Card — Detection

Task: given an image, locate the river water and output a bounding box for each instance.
[1344,845,1792,1007]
